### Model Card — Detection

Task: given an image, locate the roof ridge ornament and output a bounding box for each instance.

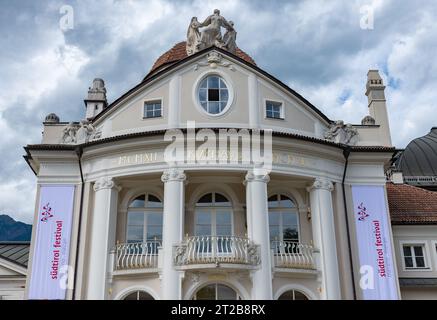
[324,120,359,146]
[186,9,237,56]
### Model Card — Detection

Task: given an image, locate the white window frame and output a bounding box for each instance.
[143,99,163,119]
[268,194,300,243]
[192,70,235,118]
[399,240,432,271]
[126,193,163,243]
[194,193,234,237]
[264,99,285,120]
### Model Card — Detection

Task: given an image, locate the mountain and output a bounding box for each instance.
[0,214,32,241]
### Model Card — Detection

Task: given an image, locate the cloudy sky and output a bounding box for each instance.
[1,0,437,223]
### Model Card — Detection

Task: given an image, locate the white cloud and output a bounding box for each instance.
[1,0,437,224]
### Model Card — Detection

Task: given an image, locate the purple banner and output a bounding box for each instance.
[28,185,75,300]
[351,185,399,300]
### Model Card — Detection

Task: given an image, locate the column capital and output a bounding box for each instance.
[307,177,334,192]
[93,177,121,192]
[161,168,186,183]
[245,169,270,184]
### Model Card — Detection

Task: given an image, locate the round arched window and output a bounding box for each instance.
[278,290,309,300]
[193,283,240,300]
[197,75,230,115]
[126,193,163,244]
[123,290,154,300]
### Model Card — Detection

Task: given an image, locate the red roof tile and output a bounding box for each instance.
[148,41,256,77]
[387,183,437,224]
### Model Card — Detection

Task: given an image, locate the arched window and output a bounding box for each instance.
[268,194,299,242]
[123,290,154,300]
[278,290,309,300]
[126,193,163,244]
[195,193,232,237]
[193,283,240,300]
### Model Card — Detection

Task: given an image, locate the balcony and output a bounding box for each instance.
[114,241,161,272]
[173,236,260,270]
[271,240,316,273]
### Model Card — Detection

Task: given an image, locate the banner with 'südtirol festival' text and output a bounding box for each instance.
[28,185,75,300]
[351,185,399,300]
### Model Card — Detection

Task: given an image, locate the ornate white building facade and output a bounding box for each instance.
[23,11,409,300]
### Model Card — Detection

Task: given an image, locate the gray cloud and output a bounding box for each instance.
[1,0,437,223]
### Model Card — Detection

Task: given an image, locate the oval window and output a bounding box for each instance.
[198,75,229,115]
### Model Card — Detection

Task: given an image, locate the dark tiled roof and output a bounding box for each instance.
[387,183,437,225]
[399,278,437,287]
[0,242,30,268]
[147,41,256,78]
[24,129,396,153]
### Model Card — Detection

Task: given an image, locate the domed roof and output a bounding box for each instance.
[146,41,256,78]
[397,127,437,176]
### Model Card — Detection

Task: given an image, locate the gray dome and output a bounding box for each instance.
[397,127,437,176]
[44,113,60,123]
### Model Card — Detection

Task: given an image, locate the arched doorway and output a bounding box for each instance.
[123,290,155,300]
[192,283,240,300]
[277,290,309,300]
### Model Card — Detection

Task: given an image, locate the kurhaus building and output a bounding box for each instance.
[23,10,425,300]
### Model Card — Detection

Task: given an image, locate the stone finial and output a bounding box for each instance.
[44,113,60,123]
[361,115,376,125]
[324,120,359,145]
[186,9,237,55]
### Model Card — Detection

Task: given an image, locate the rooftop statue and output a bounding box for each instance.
[186,9,237,55]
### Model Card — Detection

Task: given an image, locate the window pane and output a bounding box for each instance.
[196,285,216,300]
[146,110,154,118]
[214,193,229,204]
[294,291,309,300]
[147,212,162,225]
[283,213,298,226]
[217,285,236,300]
[199,78,208,89]
[200,101,207,111]
[208,102,220,114]
[278,291,294,300]
[208,76,219,88]
[279,195,294,208]
[283,227,299,241]
[147,194,162,208]
[127,212,144,225]
[199,88,207,102]
[129,195,145,208]
[219,89,228,102]
[268,195,278,207]
[269,226,280,240]
[147,226,162,241]
[269,212,280,225]
[208,89,220,102]
[196,211,211,224]
[216,211,231,225]
[216,225,232,236]
[197,194,213,206]
[414,246,423,257]
[196,225,211,236]
[266,110,274,118]
[415,257,425,268]
[403,246,412,257]
[404,257,413,268]
[154,108,162,117]
[127,226,143,242]
[219,78,226,89]
[137,291,154,300]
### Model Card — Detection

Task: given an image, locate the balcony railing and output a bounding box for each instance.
[115,241,161,270]
[271,240,315,270]
[174,236,260,267]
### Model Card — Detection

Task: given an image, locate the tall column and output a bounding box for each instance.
[87,177,120,300]
[245,170,272,300]
[308,178,341,300]
[161,168,186,300]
